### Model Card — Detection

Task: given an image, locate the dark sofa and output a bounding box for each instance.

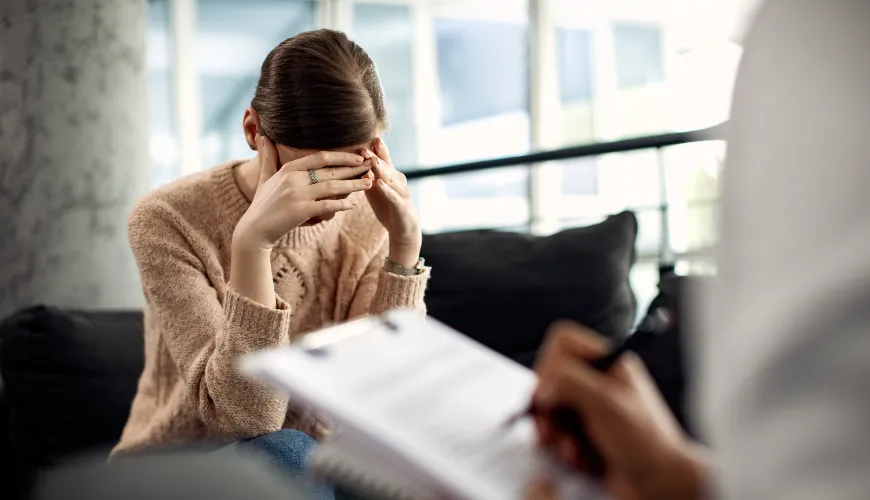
[0,211,693,499]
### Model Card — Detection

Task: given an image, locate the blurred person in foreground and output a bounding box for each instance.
[526,0,870,498]
[112,29,428,499]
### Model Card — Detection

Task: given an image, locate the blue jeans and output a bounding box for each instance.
[222,429,365,500]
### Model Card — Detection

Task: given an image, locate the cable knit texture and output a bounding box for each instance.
[112,160,429,456]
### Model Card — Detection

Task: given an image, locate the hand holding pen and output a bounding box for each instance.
[520,310,710,500]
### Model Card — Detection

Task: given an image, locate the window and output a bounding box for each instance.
[663,141,724,256]
[147,0,176,187]
[196,0,315,168]
[432,9,530,226]
[352,4,417,169]
[557,28,594,104]
[536,1,727,314]
[435,19,528,126]
[560,159,598,196]
[432,14,531,205]
[613,23,664,89]
[555,26,596,197]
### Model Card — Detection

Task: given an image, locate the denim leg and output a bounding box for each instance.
[232,429,335,500]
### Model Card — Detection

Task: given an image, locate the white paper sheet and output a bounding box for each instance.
[241,311,607,500]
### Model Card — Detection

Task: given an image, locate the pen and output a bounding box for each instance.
[500,307,675,474]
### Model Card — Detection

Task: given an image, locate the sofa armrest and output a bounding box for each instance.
[0,376,16,500]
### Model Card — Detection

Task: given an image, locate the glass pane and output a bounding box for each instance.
[548,150,662,256]
[560,158,598,196]
[147,0,176,187]
[412,1,530,232]
[554,24,596,198]
[663,141,724,254]
[196,0,315,169]
[550,150,661,205]
[435,15,530,203]
[630,260,660,324]
[557,27,594,104]
[435,19,529,126]
[634,209,662,258]
[613,23,664,90]
[609,22,669,139]
[596,150,661,207]
[353,4,417,170]
[445,168,528,199]
[430,172,530,231]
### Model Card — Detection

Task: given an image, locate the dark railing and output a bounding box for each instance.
[403,123,726,277]
[404,124,724,179]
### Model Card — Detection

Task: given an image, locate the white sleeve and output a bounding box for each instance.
[696,0,870,499]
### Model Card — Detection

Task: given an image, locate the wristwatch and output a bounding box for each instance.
[384,257,426,276]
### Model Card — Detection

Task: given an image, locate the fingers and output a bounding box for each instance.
[373,137,392,165]
[534,412,554,445]
[537,358,613,417]
[314,164,371,181]
[257,135,280,187]
[376,178,406,205]
[525,476,558,500]
[307,197,359,218]
[537,322,642,391]
[365,149,410,198]
[539,321,610,365]
[286,150,365,172]
[309,177,373,199]
[535,322,609,381]
[614,352,655,389]
[533,361,614,470]
[362,149,389,179]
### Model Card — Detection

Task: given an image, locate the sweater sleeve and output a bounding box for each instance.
[129,201,290,438]
[348,243,429,317]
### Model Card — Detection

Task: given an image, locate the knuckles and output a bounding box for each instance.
[315,151,331,164]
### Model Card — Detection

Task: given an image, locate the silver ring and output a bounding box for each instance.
[309,169,320,184]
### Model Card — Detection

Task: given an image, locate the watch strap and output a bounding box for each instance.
[384,257,425,276]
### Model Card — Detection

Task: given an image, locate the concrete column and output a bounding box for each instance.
[0,0,149,318]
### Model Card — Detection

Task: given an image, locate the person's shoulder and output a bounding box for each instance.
[335,192,388,256]
[129,169,213,228]
[128,163,238,248]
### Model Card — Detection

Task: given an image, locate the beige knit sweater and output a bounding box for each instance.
[112,160,429,456]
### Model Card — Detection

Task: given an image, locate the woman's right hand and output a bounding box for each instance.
[528,323,710,500]
[234,135,372,251]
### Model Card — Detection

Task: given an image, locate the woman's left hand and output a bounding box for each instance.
[363,138,422,268]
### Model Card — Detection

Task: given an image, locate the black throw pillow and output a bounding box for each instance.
[0,306,144,498]
[421,211,637,366]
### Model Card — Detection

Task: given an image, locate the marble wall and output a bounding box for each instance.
[0,0,149,318]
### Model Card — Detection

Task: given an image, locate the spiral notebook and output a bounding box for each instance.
[240,311,608,500]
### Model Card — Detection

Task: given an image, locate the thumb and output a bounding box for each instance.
[257,135,279,187]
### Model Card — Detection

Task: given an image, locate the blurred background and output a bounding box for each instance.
[0,0,761,318]
[146,0,757,314]
[0,3,763,494]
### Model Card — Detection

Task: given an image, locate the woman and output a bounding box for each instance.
[112,29,429,495]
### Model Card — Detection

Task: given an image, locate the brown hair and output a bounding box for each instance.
[251,29,387,150]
